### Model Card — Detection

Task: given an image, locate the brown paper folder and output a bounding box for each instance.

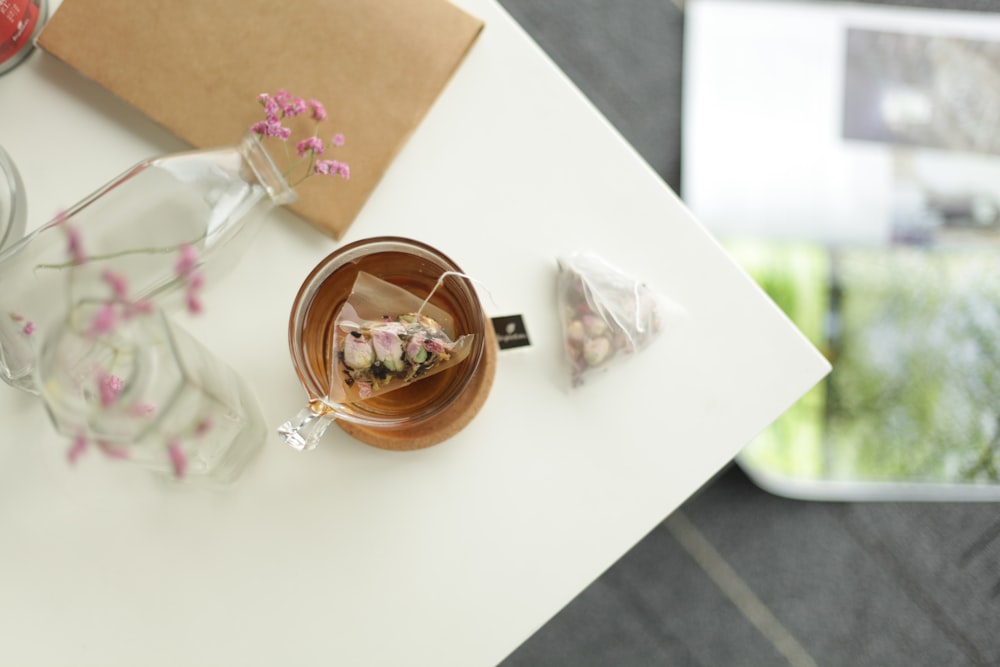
[37,0,484,239]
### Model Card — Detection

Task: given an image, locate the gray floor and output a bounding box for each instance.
[496,1,1000,665]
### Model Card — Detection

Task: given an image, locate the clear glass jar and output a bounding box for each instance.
[278,236,487,451]
[0,0,48,75]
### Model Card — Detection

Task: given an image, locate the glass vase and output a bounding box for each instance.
[0,131,296,393]
[36,303,267,484]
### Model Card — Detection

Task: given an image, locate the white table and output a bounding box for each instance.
[0,1,830,665]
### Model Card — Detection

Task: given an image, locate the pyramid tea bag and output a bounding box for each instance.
[328,271,476,404]
[557,252,667,387]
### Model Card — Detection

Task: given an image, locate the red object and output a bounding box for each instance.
[0,0,40,66]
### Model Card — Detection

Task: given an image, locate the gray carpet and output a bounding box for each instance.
[496,1,1000,665]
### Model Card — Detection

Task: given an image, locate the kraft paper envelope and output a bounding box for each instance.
[37,0,484,239]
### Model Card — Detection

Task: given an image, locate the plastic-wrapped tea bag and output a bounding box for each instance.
[329,271,475,404]
[557,252,664,386]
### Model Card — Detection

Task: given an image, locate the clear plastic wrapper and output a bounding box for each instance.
[557,252,665,386]
[327,271,475,404]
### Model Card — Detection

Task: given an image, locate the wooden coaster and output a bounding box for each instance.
[335,325,498,451]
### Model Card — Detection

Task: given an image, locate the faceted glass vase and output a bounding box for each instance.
[36,304,267,484]
[0,131,296,393]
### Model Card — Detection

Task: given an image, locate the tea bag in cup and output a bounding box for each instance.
[328,271,476,404]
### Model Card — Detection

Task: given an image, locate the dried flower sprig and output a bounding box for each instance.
[252,89,350,187]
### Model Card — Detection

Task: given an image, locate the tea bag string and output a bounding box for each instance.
[416,271,495,318]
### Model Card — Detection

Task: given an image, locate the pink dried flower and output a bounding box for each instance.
[90,302,118,335]
[252,91,349,188]
[308,99,327,121]
[102,269,129,301]
[296,136,325,157]
[97,441,130,460]
[424,338,448,354]
[22,321,34,336]
[313,160,350,179]
[98,372,124,407]
[175,243,198,277]
[184,270,205,314]
[371,328,405,372]
[251,119,291,140]
[186,287,203,315]
[131,401,157,417]
[67,226,86,265]
[283,97,307,117]
[173,244,206,314]
[67,435,88,465]
[168,439,187,479]
[259,94,280,119]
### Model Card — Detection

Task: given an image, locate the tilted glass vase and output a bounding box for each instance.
[0,131,296,393]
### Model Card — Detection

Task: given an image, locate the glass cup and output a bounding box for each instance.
[278,236,487,451]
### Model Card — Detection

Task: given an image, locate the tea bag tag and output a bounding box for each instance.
[491,314,531,350]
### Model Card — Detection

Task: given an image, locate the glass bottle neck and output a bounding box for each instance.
[239,131,298,207]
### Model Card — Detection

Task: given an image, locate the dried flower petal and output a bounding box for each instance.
[296,136,325,157]
[90,302,117,335]
[175,243,198,277]
[67,226,86,265]
[131,401,157,417]
[102,270,130,301]
[67,435,88,465]
[308,99,327,121]
[97,441,130,460]
[98,372,124,407]
[168,439,187,479]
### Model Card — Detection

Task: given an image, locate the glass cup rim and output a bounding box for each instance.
[288,235,486,428]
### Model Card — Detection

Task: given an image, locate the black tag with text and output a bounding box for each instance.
[492,314,531,350]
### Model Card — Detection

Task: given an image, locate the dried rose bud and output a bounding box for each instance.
[343,332,374,370]
[371,328,405,372]
[565,319,586,343]
[583,337,612,366]
[406,333,429,364]
[582,314,608,337]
